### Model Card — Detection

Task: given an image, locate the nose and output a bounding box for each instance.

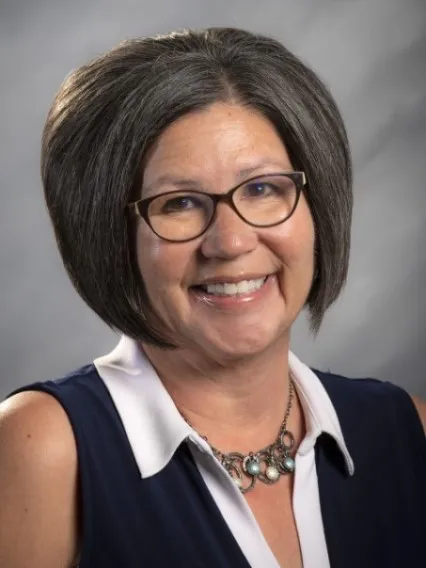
[200,202,258,260]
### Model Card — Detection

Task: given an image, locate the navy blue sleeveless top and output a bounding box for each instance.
[9,366,426,567]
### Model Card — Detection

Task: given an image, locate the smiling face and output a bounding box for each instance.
[136,102,315,360]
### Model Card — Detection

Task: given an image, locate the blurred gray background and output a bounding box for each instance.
[1,0,425,400]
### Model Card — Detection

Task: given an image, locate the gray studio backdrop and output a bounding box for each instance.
[1,0,425,400]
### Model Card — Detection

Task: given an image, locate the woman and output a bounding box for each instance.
[0,27,425,568]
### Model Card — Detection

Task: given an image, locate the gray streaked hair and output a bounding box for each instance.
[41,27,352,346]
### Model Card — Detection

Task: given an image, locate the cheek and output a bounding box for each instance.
[136,224,192,298]
[136,228,170,309]
[136,222,163,261]
[136,226,162,285]
[289,199,316,264]
[268,214,315,268]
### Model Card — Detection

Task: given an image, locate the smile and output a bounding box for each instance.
[196,276,268,296]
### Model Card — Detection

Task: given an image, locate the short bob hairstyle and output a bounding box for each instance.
[41,27,352,347]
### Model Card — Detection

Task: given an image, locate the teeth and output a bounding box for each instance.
[203,277,266,296]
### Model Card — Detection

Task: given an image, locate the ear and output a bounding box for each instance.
[411,395,426,435]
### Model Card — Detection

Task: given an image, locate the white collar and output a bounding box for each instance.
[94,336,354,478]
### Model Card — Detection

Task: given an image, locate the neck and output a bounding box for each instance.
[141,336,305,453]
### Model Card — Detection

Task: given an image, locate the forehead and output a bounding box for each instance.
[142,103,293,196]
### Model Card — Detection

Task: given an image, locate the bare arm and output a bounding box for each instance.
[411,395,426,435]
[0,391,79,568]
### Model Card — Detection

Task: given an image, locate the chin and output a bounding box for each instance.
[195,323,288,361]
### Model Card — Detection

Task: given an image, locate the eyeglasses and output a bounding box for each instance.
[128,171,306,243]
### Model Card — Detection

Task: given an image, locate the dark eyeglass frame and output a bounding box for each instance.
[127,171,307,243]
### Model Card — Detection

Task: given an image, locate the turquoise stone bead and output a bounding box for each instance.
[246,460,261,476]
[283,456,295,472]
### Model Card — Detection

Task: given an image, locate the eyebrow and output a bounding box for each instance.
[142,160,293,197]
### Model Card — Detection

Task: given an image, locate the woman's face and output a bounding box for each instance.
[137,103,315,360]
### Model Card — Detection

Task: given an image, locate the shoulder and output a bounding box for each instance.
[313,368,402,401]
[0,390,79,566]
[314,369,426,434]
[0,389,77,456]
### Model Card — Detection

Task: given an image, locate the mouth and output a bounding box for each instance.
[191,275,270,297]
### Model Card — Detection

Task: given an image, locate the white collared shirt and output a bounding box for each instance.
[94,336,354,568]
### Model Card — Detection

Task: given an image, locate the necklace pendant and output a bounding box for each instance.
[265,464,280,481]
[244,455,261,476]
[282,455,296,473]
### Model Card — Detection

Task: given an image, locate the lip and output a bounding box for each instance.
[189,273,277,309]
[192,273,273,286]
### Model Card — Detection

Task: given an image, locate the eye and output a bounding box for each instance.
[243,182,276,198]
[161,195,203,213]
